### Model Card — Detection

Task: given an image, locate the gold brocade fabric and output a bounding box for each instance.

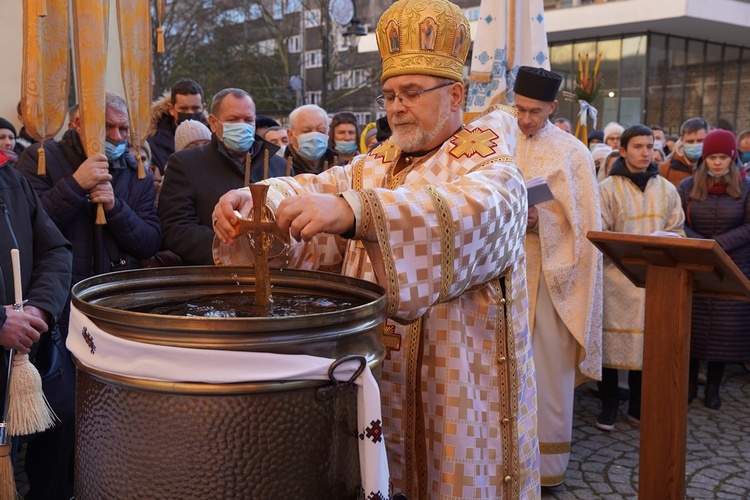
[21,0,70,142]
[214,108,541,498]
[116,0,152,178]
[71,0,108,158]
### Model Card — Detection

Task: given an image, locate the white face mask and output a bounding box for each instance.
[275,145,286,158]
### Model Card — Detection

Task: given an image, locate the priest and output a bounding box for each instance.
[212,0,540,497]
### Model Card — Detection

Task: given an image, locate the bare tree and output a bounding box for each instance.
[152,0,381,115]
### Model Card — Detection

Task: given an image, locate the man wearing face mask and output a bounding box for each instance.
[147,79,207,174]
[658,117,710,186]
[285,104,340,174]
[16,90,162,332]
[158,87,286,265]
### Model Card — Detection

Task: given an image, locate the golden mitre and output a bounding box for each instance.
[376,0,471,83]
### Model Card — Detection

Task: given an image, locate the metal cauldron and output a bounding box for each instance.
[70,266,386,499]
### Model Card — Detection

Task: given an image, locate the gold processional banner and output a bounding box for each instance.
[117,0,153,179]
[21,0,70,175]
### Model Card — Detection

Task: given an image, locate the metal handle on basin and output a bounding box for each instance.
[316,354,366,401]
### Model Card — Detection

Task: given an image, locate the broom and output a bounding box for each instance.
[0,346,17,500]
[8,249,56,436]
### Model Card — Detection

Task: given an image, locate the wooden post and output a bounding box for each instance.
[640,264,693,499]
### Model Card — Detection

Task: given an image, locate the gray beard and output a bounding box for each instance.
[390,101,451,153]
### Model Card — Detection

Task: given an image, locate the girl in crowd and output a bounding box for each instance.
[677,129,750,409]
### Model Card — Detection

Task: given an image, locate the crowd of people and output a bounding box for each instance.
[0,0,749,496]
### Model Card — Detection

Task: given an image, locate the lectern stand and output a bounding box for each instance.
[587,231,750,500]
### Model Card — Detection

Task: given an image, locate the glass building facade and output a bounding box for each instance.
[550,33,750,135]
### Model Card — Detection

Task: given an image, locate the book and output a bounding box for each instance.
[526,176,554,206]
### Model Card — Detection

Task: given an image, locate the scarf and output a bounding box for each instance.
[707,180,727,195]
[608,157,659,192]
[0,148,18,164]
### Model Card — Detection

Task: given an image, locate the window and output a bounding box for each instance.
[353,112,370,125]
[334,31,350,53]
[248,3,262,20]
[288,35,301,53]
[305,8,321,28]
[285,0,302,13]
[306,91,322,105]
[304,49,322,68]
[217,8,245,25]
[257,39,277,57]
[272,0,283,19]
[332,69,369,90]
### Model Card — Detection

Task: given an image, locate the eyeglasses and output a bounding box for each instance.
[375,82,455,109]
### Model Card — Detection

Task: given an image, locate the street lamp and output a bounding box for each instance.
[343,17,367,38]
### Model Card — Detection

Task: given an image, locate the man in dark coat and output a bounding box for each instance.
[16,91,162,324]
[158,88,286,265]
[284,104,340,174]
[147,78,207,174]
[0,149,74,499]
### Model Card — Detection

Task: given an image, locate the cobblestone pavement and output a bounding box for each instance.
[543,363,750,499]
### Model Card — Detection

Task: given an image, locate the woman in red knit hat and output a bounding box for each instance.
[677,129,750,409]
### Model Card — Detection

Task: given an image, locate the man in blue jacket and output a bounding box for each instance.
[17,91,162,331]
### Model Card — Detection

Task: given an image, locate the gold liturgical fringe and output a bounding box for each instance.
[116,0,153,179]
[71,0,109,224]
[21,0,70,176]
[156,0,166,53]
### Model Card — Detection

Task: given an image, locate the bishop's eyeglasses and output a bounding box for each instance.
[375,82,455,109]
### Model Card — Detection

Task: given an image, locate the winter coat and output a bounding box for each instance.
[0,152,72,328]
[158,134,286,265]
[146,92,177,174]
[15,129,161,290]
[0,151,72,399]
[659,140,695,187]
[677,175,750,362]
[146,91,209,174]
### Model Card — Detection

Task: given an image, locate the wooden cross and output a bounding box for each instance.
[233,184,289,307]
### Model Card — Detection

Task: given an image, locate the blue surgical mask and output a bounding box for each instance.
[707,168,730,178]
[105,139,128,161]
[335,140,358,156]
[296,132,329,161]
[684,143,703,161]
[739,151,750,164]
[221,122,255,152]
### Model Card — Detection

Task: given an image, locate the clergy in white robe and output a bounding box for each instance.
[211,1,540,498]
[597,125,684,429]
[512,67,603,488]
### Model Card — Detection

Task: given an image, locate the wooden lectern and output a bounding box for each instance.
[587,231,750,499]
